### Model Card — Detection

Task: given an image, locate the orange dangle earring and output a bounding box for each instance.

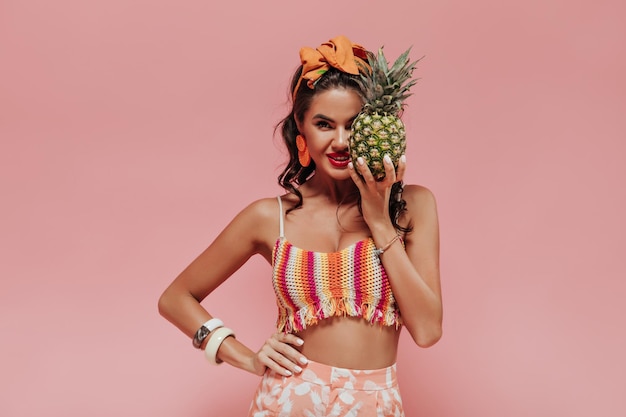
[296,135,311,167]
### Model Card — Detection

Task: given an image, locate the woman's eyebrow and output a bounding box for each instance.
[312,113,333,121]
[312,113,359,122]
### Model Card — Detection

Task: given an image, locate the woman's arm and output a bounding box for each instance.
[348,155,443,347]
[158,198,306,376]
[373,185,442,347]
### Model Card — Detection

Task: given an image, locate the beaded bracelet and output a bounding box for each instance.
[192,318,224,349]
[204,327,235,365]
[374,234,403,256]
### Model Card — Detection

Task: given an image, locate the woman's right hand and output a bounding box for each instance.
[252,333,308,377]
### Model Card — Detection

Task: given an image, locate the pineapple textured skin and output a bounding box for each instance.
[350,113,406,181]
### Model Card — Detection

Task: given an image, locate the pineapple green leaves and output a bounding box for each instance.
[350,47,420,180]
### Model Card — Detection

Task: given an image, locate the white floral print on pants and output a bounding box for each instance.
[248,360,404,417]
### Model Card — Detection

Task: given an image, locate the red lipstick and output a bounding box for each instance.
[326,152,351,168]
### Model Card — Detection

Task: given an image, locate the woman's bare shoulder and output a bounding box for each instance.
[236,196,282,227]
[218,196,285,258]
[241,192,300,215]
[402,184,437,206]
[401,184,439,227]
[235,193,300,235]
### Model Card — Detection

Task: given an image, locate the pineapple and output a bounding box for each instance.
[349,47,419,180]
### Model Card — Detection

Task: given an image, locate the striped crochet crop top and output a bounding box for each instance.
[271,196,402,333]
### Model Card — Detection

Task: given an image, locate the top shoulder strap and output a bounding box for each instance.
[276,196,285,238]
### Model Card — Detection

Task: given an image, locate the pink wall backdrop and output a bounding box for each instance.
[1,1,625,416]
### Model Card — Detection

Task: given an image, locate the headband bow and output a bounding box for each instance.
[293,35,370,98]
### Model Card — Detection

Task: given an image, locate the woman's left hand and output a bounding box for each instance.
[348,154,406,228]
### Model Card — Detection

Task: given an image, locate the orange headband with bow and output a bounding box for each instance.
[293,35,370,98]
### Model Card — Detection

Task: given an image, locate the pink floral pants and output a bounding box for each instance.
[248,360,404,417]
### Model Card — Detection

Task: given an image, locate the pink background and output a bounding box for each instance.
[1,1,625,416]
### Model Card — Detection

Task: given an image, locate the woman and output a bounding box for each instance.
[158,35,442,416]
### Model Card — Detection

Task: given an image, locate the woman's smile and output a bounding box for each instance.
[326,152,351,168]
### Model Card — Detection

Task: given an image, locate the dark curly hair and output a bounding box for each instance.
[276,63,411,234]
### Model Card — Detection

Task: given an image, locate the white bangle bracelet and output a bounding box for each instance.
[192,318,224,349]
[204,327,235,365]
